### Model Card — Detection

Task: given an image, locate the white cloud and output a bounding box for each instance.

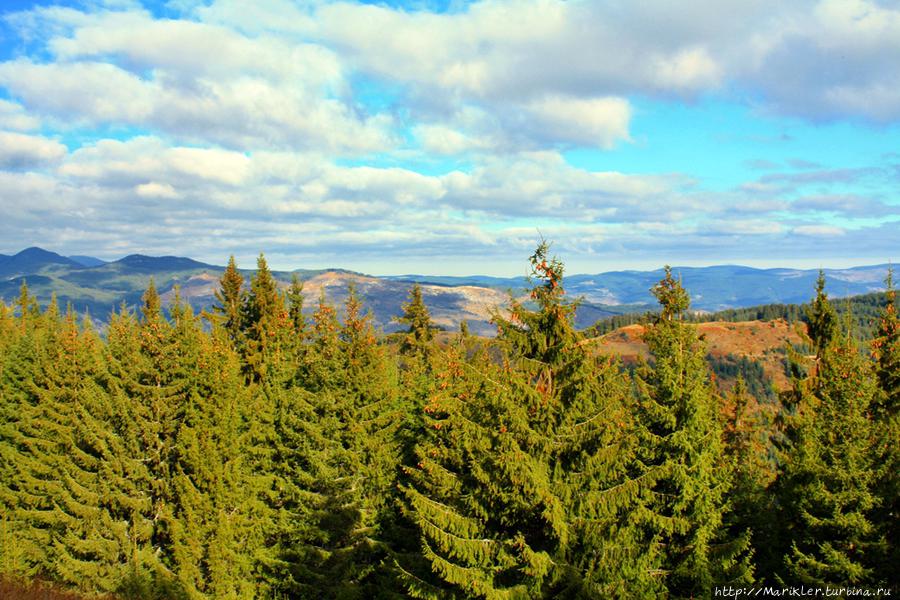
[523,96,631,149]
[135,182,180,199]
[710,220,785,235]
[0,60,155,123]
[793,224,847,236]
[440,151,694,220]
[59,137,251,187]
[0,0,897,272]
[0,100,41,131]
[0,131,67,168]
[0,10,392,154]
[413,124,492,155]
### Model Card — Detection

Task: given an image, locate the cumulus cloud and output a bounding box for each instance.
[0,0,897,272]
[0,100,41,131]
[0,131,67,168]
[742,0,900,121]
[0,9,393,154]
[521,96,631,149]
[439,151,698,220]
[135,182,180,199]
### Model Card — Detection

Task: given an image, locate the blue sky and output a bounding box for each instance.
[0,0,898,275]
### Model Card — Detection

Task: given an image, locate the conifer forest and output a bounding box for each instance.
[0,242,896,599]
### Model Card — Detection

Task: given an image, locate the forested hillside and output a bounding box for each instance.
[0,245,896,598]
[590,290,891,342]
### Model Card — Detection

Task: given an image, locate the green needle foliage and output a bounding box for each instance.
[401,242,651,598]
[775,276,883,587]
[633,266,753,597]
[0,245,894,598]
[869,269,899,584]
[212,255,245,347]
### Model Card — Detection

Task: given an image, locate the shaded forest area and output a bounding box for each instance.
[0,243,896,599]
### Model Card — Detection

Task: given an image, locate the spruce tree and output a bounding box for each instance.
[289,287,403,598]
[402,242,648,598]
[212,255,245,346]
[1,304,155,593]
[398,284,435,359]
[0,289,63,577]
[229,257,314,597]
[103,281,194,588]
[780,324,880,586]
[395,282,439,487]
[287,274,306,332]
[806,270,838,360]
[42,310,137,591]
[633,266,753,596]
[241,254,285,382]
[871,268,899,417]
[869,268,899,584]
[721,377,773,584]
[166,295,257,598]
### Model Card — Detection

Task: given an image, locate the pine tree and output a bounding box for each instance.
[212,255,245,346]
[633,266,753,596]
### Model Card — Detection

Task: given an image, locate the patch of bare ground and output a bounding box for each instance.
[0,576,115,600]
[588,319,807,392]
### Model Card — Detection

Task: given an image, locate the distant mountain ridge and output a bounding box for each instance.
[113,254,215,272]
[0,247,82,278]
[0,247,891,334]
[68,255,107,268]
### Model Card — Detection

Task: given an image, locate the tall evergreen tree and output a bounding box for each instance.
[1,303,157,593]
[633,266,753,596]
[286,287,402,598]
[166,296,258,598]
[402,242,648,598]
[103,280,193,587]
[398,284,435,359]
[242,254,285,382]
[869,268,899,584]
[779,323,880,586]
[721,377,773,583]
[806,270,839,360]
[0,289,62,577]
[287,274,306,332]
[212,255,245,346]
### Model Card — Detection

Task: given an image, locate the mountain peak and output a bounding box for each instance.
[15,246,68,260]
[0,247,81,279]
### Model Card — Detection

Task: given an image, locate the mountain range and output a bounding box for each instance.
[0,247,891,335]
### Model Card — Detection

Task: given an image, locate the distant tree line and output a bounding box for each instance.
[0,245,896,598]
